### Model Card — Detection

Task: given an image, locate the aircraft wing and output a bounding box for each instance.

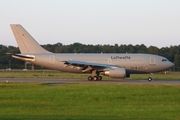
[63,60,118,72]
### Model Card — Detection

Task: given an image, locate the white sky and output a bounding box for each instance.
[0,0,180,48]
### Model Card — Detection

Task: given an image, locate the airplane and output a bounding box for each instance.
[10,24,174,81]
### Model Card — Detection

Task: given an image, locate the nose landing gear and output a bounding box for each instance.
[148,73,153,81]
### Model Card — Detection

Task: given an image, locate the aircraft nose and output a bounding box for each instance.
[169,62,174,68]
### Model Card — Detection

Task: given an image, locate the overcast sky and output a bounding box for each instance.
[0,0,180,48]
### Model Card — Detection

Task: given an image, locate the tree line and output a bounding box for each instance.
[0,43,179,71]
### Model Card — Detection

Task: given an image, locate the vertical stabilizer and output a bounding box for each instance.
[10,24,51,54]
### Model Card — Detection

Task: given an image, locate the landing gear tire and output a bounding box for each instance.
[87,76,102,81]
[93,76,98,81]
[88,76,93,81]
[97,76,102,81]
[148,77,152,81]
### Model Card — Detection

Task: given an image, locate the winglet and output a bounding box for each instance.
[10,24,51,54]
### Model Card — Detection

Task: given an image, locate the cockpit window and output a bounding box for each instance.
[162,59,167,62]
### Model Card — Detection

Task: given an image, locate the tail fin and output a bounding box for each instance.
[10,24,51,54]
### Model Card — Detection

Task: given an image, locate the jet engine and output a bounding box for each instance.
[103,67,126,78]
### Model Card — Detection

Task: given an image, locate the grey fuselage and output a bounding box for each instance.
[26,53,173,74]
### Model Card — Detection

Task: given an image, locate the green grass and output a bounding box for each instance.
[0,70,180,80]
[0,83,180,119]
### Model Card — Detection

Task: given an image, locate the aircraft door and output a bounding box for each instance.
[150,57,156,66]
[49,55,55,64]
[108,58,112,64]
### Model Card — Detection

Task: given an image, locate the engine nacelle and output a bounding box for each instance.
[103,67,126,78]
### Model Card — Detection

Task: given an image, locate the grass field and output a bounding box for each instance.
[0,70,180,80]
[0,71,180,119]
[0,83,180,119]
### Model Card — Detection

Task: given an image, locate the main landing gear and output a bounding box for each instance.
[148,73,153,81]
[88,76,102,81]
[87,70,102,81]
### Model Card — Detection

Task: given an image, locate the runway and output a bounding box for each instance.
[0,78,180,85]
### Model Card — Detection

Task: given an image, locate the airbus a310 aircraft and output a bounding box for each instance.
[10,24,174,81]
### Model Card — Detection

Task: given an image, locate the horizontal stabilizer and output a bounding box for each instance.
[12,54,35,62]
